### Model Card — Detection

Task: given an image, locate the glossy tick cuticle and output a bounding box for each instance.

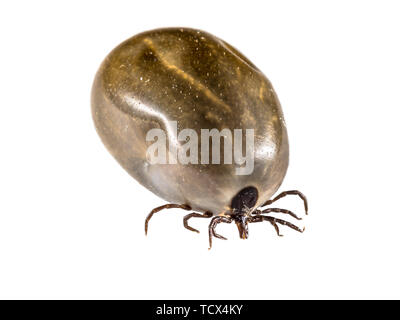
[91,27,308,248]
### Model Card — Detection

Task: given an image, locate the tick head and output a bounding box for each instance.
[234,215,249,239]
[230,186,258,214]
[230,186,258,239]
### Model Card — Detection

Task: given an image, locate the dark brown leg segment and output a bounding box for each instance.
[208,216,232,249]
[262,190,308,215]
[268,219,283,237]
[183,212,213,233]
[249,215,304,235]
[260,207,302,220]
[145,203,191,235]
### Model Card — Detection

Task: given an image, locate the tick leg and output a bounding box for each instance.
[145,203,191,235]
[260,207,302,220]
[269,220,283,236]
[271,217,305,233]
[262,190,308,215]
[212,226,228,241]
[249,215,304,235]
[251,215,282,235]
[183,212,213,233]
[208,216,232,249]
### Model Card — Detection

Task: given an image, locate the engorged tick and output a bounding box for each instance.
[91,27,308,249]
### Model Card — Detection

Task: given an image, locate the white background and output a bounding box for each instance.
[0,0,399,299]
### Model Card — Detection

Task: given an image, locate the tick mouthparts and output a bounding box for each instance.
[235,221,249,239]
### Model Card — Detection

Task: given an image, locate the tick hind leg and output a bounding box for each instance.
[183,212,213,233]
[262,190,308,215]
[145,203,191,235]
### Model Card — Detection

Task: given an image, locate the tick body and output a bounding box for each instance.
[91,27,308,248]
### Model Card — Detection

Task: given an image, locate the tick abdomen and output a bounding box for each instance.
[92,28,289,215]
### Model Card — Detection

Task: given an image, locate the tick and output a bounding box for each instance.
[91,27,308,248]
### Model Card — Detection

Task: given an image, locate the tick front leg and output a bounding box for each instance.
[260,207,303,220]
[145,203,191,235]
[208,216,232,249]
[262,190,308,215]
[270,217,305,233]
[249,215,304,235]
[183,212,213,233]
[268,219,283,236]
[250,215,282,236]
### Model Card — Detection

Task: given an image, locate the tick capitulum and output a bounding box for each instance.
[145,187,308,249]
